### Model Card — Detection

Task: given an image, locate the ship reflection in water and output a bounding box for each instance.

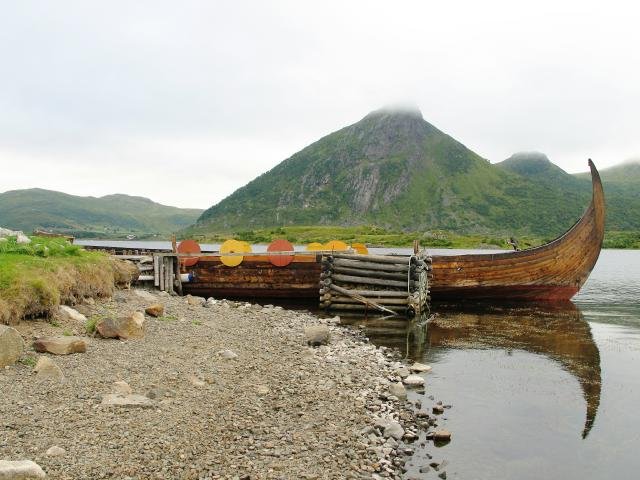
[339,302,601,439]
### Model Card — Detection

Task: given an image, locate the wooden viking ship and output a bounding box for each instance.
[179,160,604,306]
[429,159,605,302]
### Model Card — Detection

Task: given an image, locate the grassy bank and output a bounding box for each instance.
[187,225,546,250]
[0,236,135,325]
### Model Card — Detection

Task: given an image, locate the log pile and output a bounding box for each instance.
[319,253,431,317]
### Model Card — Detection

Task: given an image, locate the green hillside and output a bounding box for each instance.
[194,108,594,237]
[0,189,203,238]
[572,160,640,232]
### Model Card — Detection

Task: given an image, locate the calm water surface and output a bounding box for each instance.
[344,249,640,479]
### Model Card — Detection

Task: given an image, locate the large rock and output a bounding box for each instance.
[58,305,87,323]
[304,325,330,346]
[144,304,165,318]
[389,382,407,400]
[33,336,87,355]
[0,325,24,367]
[34,356,64,382]
[0,460,46,479]
[97,312,145,339]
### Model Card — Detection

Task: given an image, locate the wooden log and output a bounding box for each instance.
[331,265,419,281]
[327,283,396,315]
[332,273,412,289]
[323,296,410,305]
[137,275,154,281]
[329,258,412,272]
[326,288,409,297]
[323,303,406,313]
[331,253,413,265]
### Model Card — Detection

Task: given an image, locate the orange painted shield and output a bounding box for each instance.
[324,240,348,251]
[351,243,369,255]
[177,239,201,267]
[267,238,295,267]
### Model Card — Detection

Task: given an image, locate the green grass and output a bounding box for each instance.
[18,356,37,367]
[187,225,545,250]
[85,316,99,334]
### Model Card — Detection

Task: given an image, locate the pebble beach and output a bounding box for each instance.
[1,289,449,479]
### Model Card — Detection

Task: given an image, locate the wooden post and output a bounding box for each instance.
[153,255,160,287]
[174,255,183,295]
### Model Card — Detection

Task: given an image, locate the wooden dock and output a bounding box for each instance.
[113,247,431,318]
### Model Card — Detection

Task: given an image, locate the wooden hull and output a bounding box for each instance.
[182,254,322,299]
[430,160,606,302]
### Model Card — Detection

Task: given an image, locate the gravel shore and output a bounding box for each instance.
[1,289,442,479]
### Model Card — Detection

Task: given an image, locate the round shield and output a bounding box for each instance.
[306,242,324,251]
[220,239,251,267]
[177,239,201,267]
[267,238,295,267]
[324,240,348,251]
[351,243,369,255]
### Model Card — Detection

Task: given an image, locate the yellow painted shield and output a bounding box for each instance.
[220,239,252,267]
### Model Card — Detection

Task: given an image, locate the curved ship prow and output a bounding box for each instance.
[430,159,606,302]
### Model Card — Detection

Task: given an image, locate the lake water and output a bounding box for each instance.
[76,240,639,478]
[342,249,640,479]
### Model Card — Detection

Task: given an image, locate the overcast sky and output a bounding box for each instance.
[1,0,639,209]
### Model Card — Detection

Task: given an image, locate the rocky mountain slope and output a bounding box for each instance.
[195,108,595,237]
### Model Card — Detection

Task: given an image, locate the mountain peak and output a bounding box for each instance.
[365,104,424,120]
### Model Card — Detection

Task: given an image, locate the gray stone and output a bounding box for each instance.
[304,325,330,346]
[0,460,46,479]
[101,393,154,408]
[0,325,24,367]
[218,349,238,360]
[133,289,157,301]
[97,312,145,339]
[33,336,87,355]
[34,356,63,382]
[58,305,87,323]
[383,421,404,440]
[410,362,432,373]
[186,295,205,306]
[389,382,407,400]
[394,367,410,378]
[403,374,425,387]
[112,381,132,395]
[45,445,66,456]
